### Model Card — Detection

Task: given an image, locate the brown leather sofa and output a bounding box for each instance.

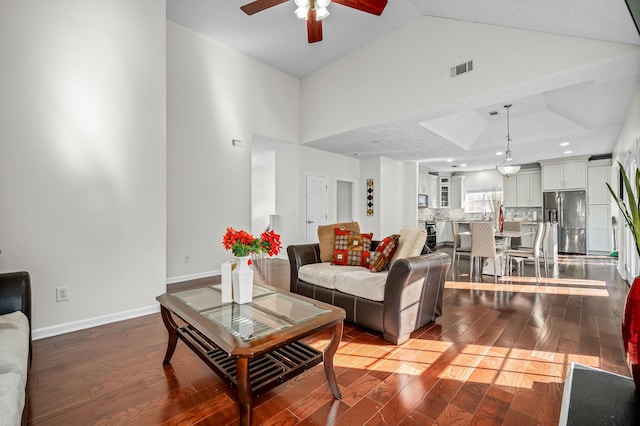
[287,243,450,344]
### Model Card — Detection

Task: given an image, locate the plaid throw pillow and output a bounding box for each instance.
[332,228,373,267]
[369,234,401,272]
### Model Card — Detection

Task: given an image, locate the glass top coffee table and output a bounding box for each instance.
[156,284,345,426]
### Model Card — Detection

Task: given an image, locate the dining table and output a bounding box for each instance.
[459,228,529,277]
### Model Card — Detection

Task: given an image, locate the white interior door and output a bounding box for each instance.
[306,175,328,243]
[336,180,355,223]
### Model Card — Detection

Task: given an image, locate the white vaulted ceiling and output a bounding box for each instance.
[167,0,640,171]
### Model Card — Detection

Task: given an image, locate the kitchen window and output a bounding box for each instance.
[465,190,503,213]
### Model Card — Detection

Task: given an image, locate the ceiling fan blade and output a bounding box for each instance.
[240,0,288,16]
[307,9,323,43]
[332,0,387,16]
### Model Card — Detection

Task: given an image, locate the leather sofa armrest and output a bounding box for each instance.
[0,271,31,323]
[287,244,322,293]
[0,271,32,366]
[382,252,450,344]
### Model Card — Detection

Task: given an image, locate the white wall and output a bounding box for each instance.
[0,0,167,334]
[273,142,361,248]
[380,157,406,236]
[611,84,640,281]
[403,162,419,228]
[251,159,275,235]
[356,157,415,239]
[166,22,300,280]
[359,158,381,236]
[301,16,639,142]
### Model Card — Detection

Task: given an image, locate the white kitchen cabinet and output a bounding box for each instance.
[436,221,453,245]
[503,175,517,207]
[517,172,542,207]
[428,175,438,208]
[419,172,429,194]
[587,159,613,254]
[439,176,450,208]
[450,176,465,209]
[588,163,612,204]
[419,172,439,208]
[503,171,542,207]
[540,158,588,191]
[588,205,612,252]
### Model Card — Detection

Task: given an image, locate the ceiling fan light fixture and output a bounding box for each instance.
[294,0,308,7]
[294,6,308,19]
[316,0,331,8]
[496,104,521,177]
[316,7,330,20]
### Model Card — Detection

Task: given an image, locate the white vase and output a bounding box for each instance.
[232,256,253,304]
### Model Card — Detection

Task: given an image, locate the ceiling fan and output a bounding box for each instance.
[241,0,388,43]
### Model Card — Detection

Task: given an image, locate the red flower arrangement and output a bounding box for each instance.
[222,227,282,258]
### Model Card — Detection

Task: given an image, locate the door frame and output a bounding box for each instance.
[305,173,329,243]
[336,178,357,223]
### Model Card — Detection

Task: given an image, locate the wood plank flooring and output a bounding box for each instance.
[27,249,629,425]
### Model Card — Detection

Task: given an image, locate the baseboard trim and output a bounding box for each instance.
[166,270,220,285]
[32,304,160,340]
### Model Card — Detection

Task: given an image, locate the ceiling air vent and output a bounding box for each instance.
[450,60,473,78]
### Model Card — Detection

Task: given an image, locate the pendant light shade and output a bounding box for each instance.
[496,104,521,177]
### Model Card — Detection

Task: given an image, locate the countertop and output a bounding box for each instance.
[434,220,543,224]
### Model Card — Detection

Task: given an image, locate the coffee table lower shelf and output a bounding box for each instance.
[178,325,324,397]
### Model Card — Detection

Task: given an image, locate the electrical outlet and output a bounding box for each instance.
[56,287,69,302]
[184,255,191,263]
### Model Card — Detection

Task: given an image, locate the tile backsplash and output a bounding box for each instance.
[419,207,543,222]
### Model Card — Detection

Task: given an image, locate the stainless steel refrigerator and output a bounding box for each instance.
[543,190,586,254]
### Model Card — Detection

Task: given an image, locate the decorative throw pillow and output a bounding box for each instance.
[332,228,373,267]
[390,226,428,266]
[317,222,360,262]
[369,234,401,272]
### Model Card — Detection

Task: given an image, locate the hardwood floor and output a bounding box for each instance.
[27,249,628,425]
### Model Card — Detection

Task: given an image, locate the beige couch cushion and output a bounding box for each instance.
[298,263,364,290]
[390,226,427,265]
[318,222,360,262]
[0,311,29,426]
[335,269,388,302]
[0,372,25,426]
[0,311,29,375]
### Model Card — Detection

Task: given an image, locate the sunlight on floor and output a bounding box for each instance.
[445,279,609,297]
[314,334,601,391]
[441,345,600,389]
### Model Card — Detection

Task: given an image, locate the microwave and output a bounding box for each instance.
[418,194,428,208]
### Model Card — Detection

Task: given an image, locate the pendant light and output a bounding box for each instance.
[496,104,521,177]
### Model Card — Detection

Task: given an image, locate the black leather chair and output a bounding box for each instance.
[0,271,32,426]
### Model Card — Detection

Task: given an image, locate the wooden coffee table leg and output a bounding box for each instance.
[236,357,251,426]
[160,306,179,364]
[323,321,343,399]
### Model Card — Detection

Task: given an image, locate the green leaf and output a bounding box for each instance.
[609,161,640,259]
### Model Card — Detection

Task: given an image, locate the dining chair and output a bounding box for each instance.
[505,222,545,282]
[539,221,551,276]
[503,221,522,249]
[452,221,471,270]
[470,221,505,283]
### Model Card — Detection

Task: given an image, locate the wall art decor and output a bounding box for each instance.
[366,179,374,216]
